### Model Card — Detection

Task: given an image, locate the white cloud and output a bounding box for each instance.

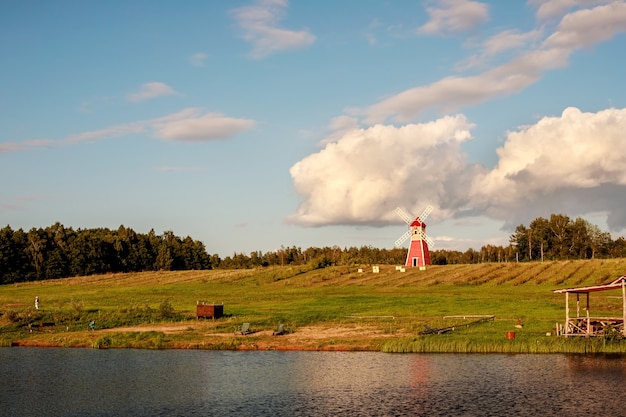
[189,52,208,67]
[152,112,256,142]
[528,0,613,21]
[65,121,146,144]
[0,143,23,153]
[455,28,544,71]
[289,106,626,236]
[67,108,254,144]
[542,2,626,49]
[362,2,626,124]
[529,0,577,20]
[288,115,479,226]
[230,0,316,59]
[0,108,256,152]
[126,82,179,103]
[0,139,55,153]
[418,0,490,36]
[287,2,626,238]
[74,108,255,143]
[481,29,543,57]
[319,116,361,145]
[363,48,563,123]
[469,107,626,230]
[328,115,360,132]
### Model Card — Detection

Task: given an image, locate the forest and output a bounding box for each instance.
[1,213,626,284]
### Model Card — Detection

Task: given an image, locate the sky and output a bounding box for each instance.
[2,0,626,258]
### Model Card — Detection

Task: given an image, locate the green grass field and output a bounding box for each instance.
[2,259,626,353]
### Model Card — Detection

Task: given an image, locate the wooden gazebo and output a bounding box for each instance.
[553,275,626,337]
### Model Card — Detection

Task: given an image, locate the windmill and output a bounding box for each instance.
[394,205,434,268]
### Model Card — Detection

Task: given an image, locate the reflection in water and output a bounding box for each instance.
[1,348,625,416]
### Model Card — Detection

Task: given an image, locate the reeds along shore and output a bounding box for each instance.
[2,259,626,353]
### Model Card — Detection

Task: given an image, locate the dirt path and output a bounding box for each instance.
[101,322,406,351]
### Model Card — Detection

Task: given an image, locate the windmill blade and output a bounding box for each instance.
[394,207,413,225]
[417,230,435,247]
[417,205,434,223]
[394,230,411,247]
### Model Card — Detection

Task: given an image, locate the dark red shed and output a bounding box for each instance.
[196,303,223,319]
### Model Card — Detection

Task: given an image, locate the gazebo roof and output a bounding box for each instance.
[553,275,626,294]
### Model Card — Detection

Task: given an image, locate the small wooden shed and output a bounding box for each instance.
[553,275,626,337]
[196,302,223,319]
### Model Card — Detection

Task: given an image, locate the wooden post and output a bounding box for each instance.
[565,291,570,337]
[622,279,626,337]
[586,292,591,336]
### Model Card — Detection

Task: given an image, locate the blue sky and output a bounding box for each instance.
[2,0,626,257]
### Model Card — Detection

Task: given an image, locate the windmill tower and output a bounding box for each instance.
[394,205,434,268]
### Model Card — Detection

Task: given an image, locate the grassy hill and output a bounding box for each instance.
[2,259,626,353]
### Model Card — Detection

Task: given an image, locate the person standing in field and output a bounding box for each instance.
[34,296,39,310]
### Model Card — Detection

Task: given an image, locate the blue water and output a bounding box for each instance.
[1,348,625,416]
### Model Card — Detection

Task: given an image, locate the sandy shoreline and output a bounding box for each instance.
[8,322,404,351]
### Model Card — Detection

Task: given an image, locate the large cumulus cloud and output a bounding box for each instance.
[470,107,626,230]
[289,107,626,235]
[287,115,482,226]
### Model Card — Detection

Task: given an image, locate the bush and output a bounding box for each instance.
[158,299,174,319]
[3,310,19,323]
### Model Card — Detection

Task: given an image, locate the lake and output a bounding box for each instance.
[1,348,625,416]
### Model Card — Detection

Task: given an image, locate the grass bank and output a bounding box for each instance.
[1,259,626,353]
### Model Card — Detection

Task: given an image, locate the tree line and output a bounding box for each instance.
[508,213,626,261]
[0,223,214,284]
[2,214,625,284]
[212,213,626,266]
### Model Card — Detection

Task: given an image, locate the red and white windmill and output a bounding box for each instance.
[394,205,434,268]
